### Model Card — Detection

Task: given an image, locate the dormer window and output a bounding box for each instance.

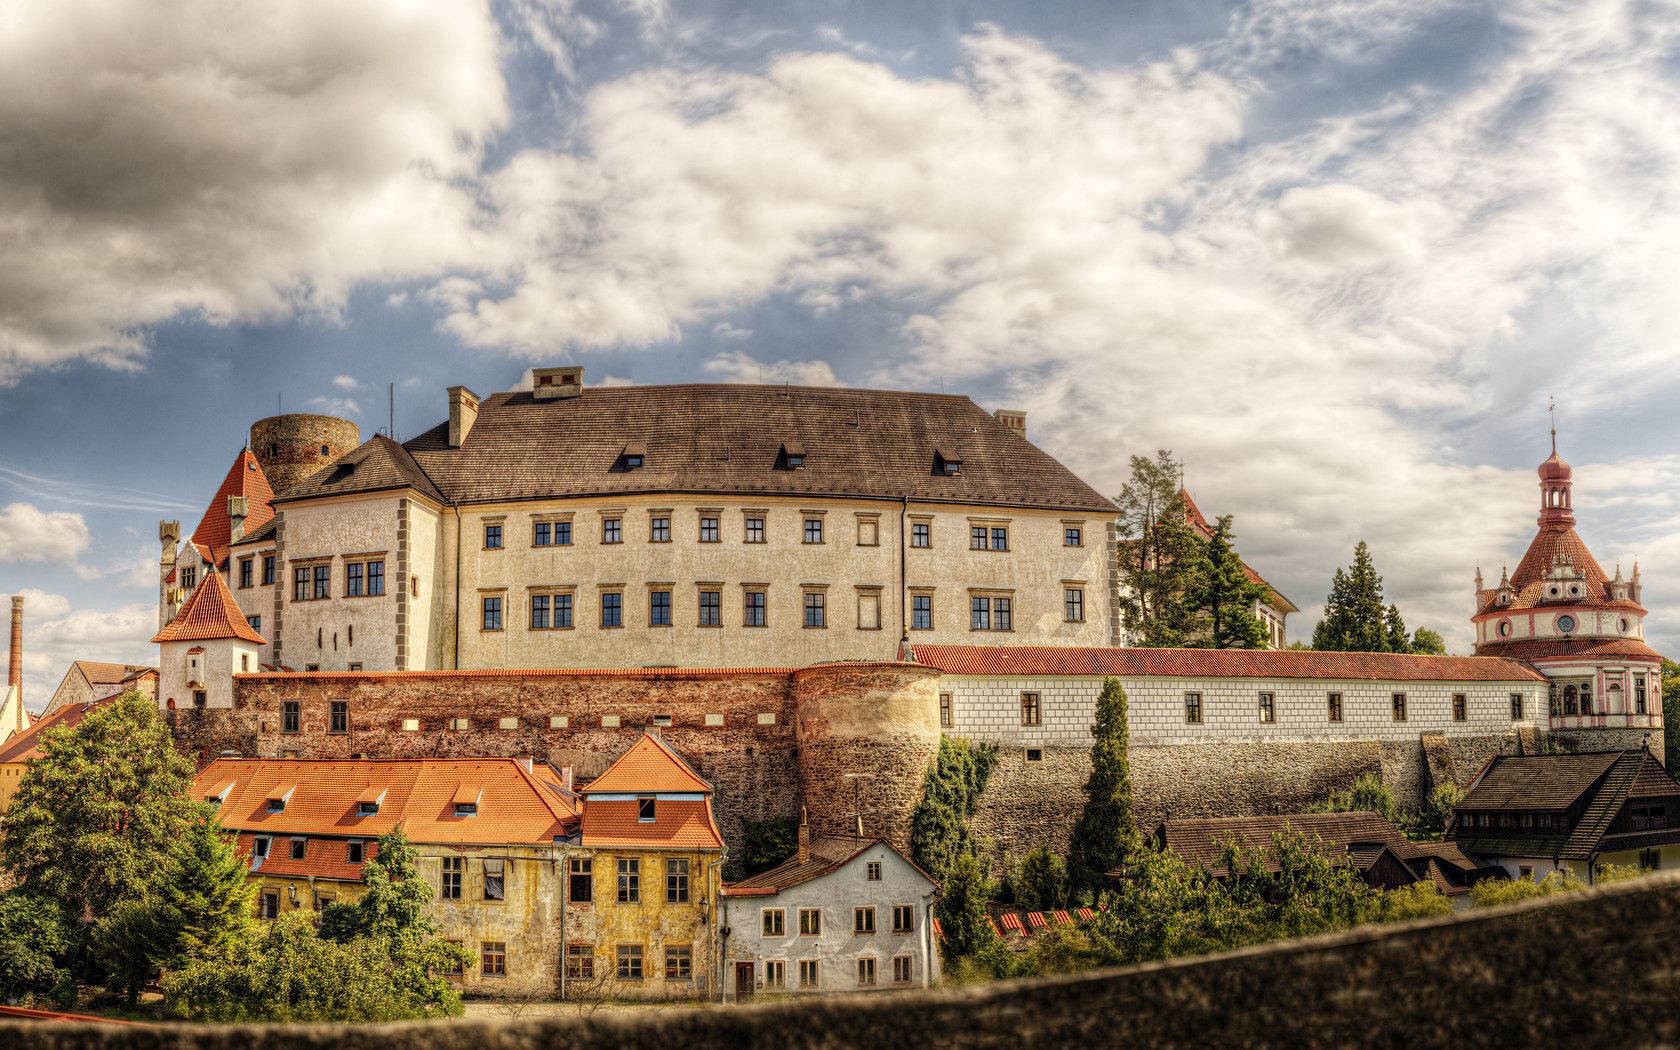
[452,784,481,817]
[638,796,657,823]
[934,448,963,476]
[205,781,236,808]
[620,440,647,470]
[780,440,806,470]
[355,786,386,817]
[454,802,477,817]
[265,785,295,813]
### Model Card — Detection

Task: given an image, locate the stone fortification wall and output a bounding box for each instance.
[13,869,1680,1047]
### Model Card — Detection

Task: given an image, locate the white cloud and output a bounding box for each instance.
[15,596,156,714]
[0,502,91,564]
[711,322,753,341]
[331,375,360,391]
[307,396,362,418]
[0,0,507,384]
[703,351,840,387]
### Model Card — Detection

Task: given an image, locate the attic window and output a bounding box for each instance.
[452,784,482,817]
[355,786,386,816]
[935,449,963,476]
[638,797,657,823]
[265,786,295,813]
[781,440,806,470]
[454,802,478,817]
[620,440,647,471]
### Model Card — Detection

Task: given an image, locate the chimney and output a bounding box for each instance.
[994,409,1027,438]
[159,520,180,566]
[447,386,481,447]
[517,755,533,774]
[227,496,249,543]
[561,765,574,792]
[797,805,810,864]
[532,366,584,401]
[9,595,22,699]
[855,814,865,838]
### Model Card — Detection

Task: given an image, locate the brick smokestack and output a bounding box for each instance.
[9,595,22,699]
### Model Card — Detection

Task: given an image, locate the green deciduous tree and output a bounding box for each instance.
[0,691,200,928]
[318,827,436,944]
[1199,515,1270,649]
[1066,678,1139,902]
[1115,451,1210,647]
[737,817,798,878]
[1309,773,1400,826]
[0,891,76,1005]
[1410,628,1448,656]
[93,895,169,1006]
[1469,870,1584,908]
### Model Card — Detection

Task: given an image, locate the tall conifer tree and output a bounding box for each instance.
[1114,451,1210,646]
[1313,542,1405,652]
[1200,515,1270,649]
[1067,678,1139,902]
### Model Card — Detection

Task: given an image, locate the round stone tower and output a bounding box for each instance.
[249,414,361,495]
[792,661,942,849]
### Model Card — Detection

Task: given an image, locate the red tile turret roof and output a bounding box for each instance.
[1471,637,1663,664]
[189,449,276,566]
[1478,524,1640,616]
[581,732,714,795]
[910,644,1546,682]
[152,570,265,645]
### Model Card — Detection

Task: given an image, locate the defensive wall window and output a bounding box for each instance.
[617,858,640,903]
[617,945,644,980]
[484,523,503,549]
[483,859,505,901]
[1327,692,1343,722]
[441,857,463,900]
[762,909,785,936]
[1025,748,1043,763]
[666,858,689,903]
[1021,692,1042,727]
[1511,693,1524,720]
[1064,587,1085,623]
[481,942,506,977]
[569,858,593,902]
[1185,692,1203,724]
[939,692,952,728]
[1258,692,1275,723]
[282,700,301,734]
[857,958,877,986]
[239,558,253,588]
[665,946,692,981]
[193,690,207,708]
[481,595,503,631]
[1453,693,1467,722]
[330,700,348,735]
[1392,693,1407,722]
[912,592,933,631]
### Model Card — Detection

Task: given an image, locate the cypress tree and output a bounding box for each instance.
[935,852,1001,960]
[1066,677,1139,902]
[1201,515,1270,649]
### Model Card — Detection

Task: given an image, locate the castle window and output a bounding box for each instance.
[939,692,952,727]
[1452,693,1467,722]
[970,525,987,550]
[347,561,362,596]
[366,561,384,595]
[181,566,197,590]
[857,957,877,986]
[969,595,1012,632]
[911,521,931,548]
[991,527,1009,551]
[1391,693,1407,722]
[857,516,880,546]
[744,513,766,544]
[532,594,550,629]
[532,520,572,547]
[259,892,278,919]
[1636,676,1649,714]
[1025,747,1043,763]
[866,862,882,882]
[803,590,826,629]
[743,588,766,627]
[569,858,592,903]
[699,515,720,543]
[1064,587,1085,623]
[856,590,882,631]
[330,700,348,735]
[262,555,276,585]
[650,589,672,627]
[1021,692,1041,727]
[1258,692,1275,723]
[1642,849,1662,872]
[282,701,301,734]
[699,589,722,626]
[248,614,261,635]
[803,518,824,544]
[602,517,622,544]
[1581,681,1593,713]
[651,516,671,543]
[601,591,622,628]
[193,690,207,708]
[1556,614,1576,634]
[1064,525,1083,547]
[239,558,254,589]
[481,596,503,632]
[312,564,330,600]
[1511,693,1524,720]
[912,593,933,630]
[1564,684,1578,715]
[1327,692,1343,722]
[1185,692,1203,724]
[892,905,914,933]
[484,523,503,550]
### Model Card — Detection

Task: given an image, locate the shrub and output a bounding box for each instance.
[1469,870,1585,908]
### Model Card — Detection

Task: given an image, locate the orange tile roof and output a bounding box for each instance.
[190,449,276,567]
[1478,524,1642,616]
[72,661,156,685]
[911,644,1547,683]
[580,798,723,850]
[152,569,265,645]
[0,701,94,763]
[192,758,578,847]
[235,832,372,882]
[1474,637,1664,664]
[582,733,714,795]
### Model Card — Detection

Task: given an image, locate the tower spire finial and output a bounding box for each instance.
[1549,395,1557,455]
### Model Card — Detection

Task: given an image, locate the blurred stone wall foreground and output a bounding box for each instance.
[10,871,1680,1049]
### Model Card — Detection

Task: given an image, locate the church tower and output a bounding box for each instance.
[1472,435,1663,749]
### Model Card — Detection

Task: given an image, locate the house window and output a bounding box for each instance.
[262,555,276,585]
[698,589,722,626]
[1452,693,1467,722]
[1258,692,1275,723]
[803,518,824,544]
[857,957,877,986]
[855,907,876,934]
[290,838,307,860]
[743,589,766,627]
[252,837,271,859]
[665,946,693,981]
[480,942,506,977]
[617,858,640,903]
[699,516,720,543]
[282,700,301,734]
[347,840,365,864]
[569,858,592,902]
[602,517,622,544]
[892,904,914,933]
[649,589,672,627]
[803,591,826,628]
[1185,692,1203,724]
[893,956,913,984]
[1328,692,1343,722]
[483,858,505,901]
[765,960,786,988]
[857,518,879,546]
[912,593,933,630]
[239,558,254,588]
[1064,526,1083,547]
[799,960,820,988]
[866,861,882,881]
[939,692,952,727]
[1021,692,1042,727]
[481,595,503,631]
[484,524,503,549]
[651,516,671,543]
[601,592,622,628]
[441,857,463,899]
[762,909,786,936]
[1636,676,1649,714]
[616,945,644,980]
[745,515,766,544]
[329,700,348,735]
[260,892,279,920]
[970,595,1011,631]
[1392,693,1407,722]
[857,591,882,631]
[1511,693,1525,720]
[1064,587,1085,623]
[911,522,931,548]
[799,908,821,935]
[566,943,594,979]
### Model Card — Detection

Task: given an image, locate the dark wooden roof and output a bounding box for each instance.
[1453,749,1680,860]
[290,384,1114,513]
[1455,752,1624,812]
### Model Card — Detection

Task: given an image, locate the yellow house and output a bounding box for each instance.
[0,700,100,815]
[193,756,579,997]
[561,733,726,1001]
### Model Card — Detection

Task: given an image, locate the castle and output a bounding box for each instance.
[153,375,1663,859]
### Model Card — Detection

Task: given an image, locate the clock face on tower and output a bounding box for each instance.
[1556,614,1576,634]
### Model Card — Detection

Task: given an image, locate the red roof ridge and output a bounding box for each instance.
[911,644,1547,682]
[189,448,276,566]
[583,733,713,795]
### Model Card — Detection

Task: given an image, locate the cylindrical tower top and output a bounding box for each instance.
[250,414,361,495]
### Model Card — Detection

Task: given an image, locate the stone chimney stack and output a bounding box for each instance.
[993,408,1027,439]
[9,595,22,700]
[228,496,249,543]
[447,386,481,448]
[797,806,810,864]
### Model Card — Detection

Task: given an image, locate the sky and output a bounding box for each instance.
[2,0,1679,709]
